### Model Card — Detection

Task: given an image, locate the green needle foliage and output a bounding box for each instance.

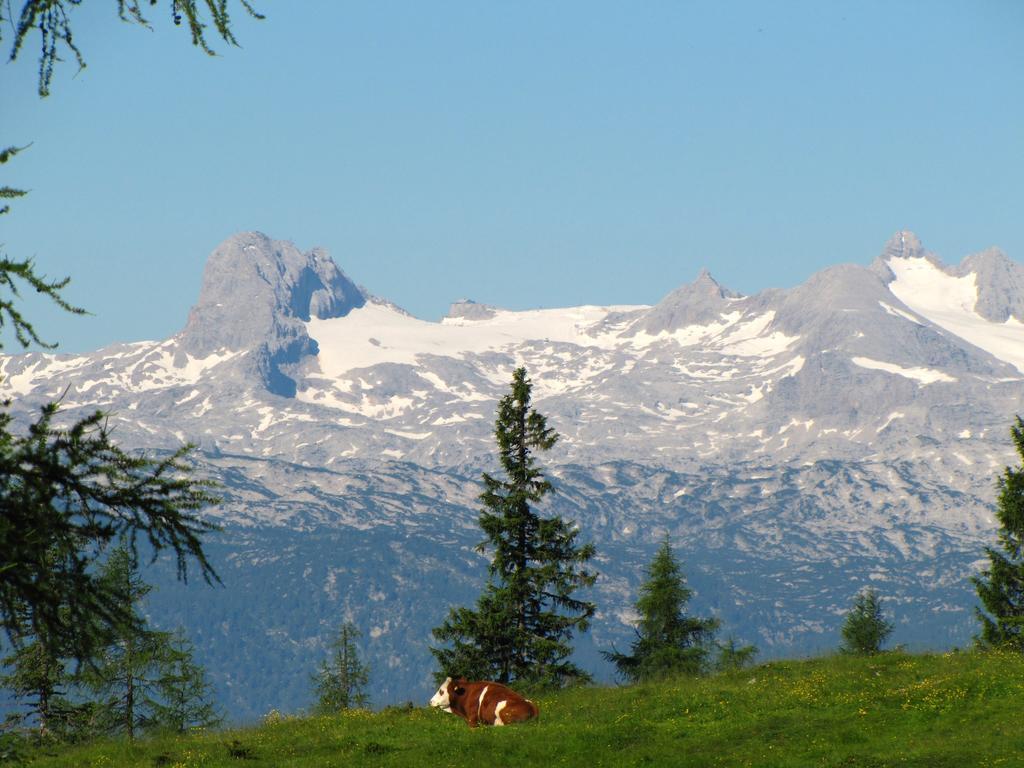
[0,0,238,718]
[839,587,893,655]
[148,629,223,733]
[432,367,596,688]
[714,635,759,673]
[974,415,1024,650]
[0,612,107,745]
[312,622,370,712]
[2,0,265,97]
[1,639,69,740]
[0,400,221,666]
[3,549,221,744]
[1,144,29,216]
[0,143,84,350]
[1,0,244,678]
[0,575,76,743]
[77,547,183,741]
[604,536,719,682]
[0,256,86,350]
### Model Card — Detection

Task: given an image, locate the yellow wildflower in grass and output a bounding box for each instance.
[262,708,284,725]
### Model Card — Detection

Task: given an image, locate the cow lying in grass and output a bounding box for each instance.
[429,677,539,727]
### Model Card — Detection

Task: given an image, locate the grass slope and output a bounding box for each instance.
[22,651,1024,767]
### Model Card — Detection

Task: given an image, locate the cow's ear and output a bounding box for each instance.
[454,685,466,696]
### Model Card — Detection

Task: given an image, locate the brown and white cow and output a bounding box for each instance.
[429,677,539,727]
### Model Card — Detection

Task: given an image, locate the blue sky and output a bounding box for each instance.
[2,1,1022,353]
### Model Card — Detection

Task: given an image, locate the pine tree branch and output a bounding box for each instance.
[2,1,264,97]
[0,255,86,349]
[0,144,30,216]
[1,401,222,664]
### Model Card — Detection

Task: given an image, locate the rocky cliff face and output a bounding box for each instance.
[958,248,1024,324]
[1,230,1021,718]
[177,232,366,396]
[625,268,742,336]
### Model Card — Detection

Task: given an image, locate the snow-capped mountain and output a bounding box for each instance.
[3,231,1022,719]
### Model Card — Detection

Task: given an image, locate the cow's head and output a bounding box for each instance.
[429,677,466,712]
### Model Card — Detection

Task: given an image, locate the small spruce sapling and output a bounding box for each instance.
[149,629,222,733]
[714,635,759,672]
[604,536,719,682]
[0,624,73,741]
[840,588,893,655]
[77,547,176,740]
[312,622,370,711]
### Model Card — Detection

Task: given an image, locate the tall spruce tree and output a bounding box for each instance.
[974,416,1024,650]
[77,546,177,741]
[839,588,893,655]
[312,622,370,712]
[604,536,719,682]
[432,367,596,687]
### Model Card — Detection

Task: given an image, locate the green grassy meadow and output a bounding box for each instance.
[20,651,1024,767]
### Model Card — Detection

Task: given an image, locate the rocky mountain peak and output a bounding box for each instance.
[881,230,927,261]
[626,268,739,335]
[959,246,1013,276]
[177,232,367,397]
[692,267,732,297]
[178,232,366,356]
[870,231,941,282]
[958,247,1024,323]
[445,299,498,321]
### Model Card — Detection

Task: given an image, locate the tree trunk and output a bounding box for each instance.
[37,654,50,740]
[125,626,136,741]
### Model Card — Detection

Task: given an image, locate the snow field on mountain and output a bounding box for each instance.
[621,310,800,358]
[301,301,805,419]
[0,341,243,400]
[887,256,1024,373]
[851,356,956,385]
[1,233,1019,485]
[305,300,645,378]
